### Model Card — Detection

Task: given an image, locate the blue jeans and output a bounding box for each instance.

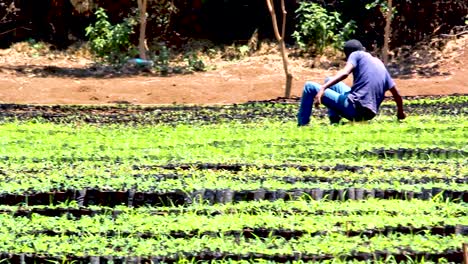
[297,79,359,126]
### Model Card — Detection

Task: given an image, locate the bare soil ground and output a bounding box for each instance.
[0,36,466,105]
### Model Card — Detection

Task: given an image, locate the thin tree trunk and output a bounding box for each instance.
[266,0,293,98]
[463,243,468,264]
[137,0,148,60]
[382,0,392,65]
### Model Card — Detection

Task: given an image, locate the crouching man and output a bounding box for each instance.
[297,39,406,126]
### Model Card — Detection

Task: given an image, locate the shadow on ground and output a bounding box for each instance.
[387,61,451,79]
[0,64,196,78]
[385,36,462,79]
[0,62,451,79]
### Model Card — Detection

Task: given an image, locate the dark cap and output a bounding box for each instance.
[344,39,365,58]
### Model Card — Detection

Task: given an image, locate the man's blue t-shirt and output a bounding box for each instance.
[347,51,395,114]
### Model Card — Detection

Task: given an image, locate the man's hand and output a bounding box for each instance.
[313,64,353,108]
[389,87,405,121]
[314,88,325,107]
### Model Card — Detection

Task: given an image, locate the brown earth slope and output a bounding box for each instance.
[0,37,466,105]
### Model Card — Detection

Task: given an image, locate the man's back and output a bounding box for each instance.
[347,51,395,114]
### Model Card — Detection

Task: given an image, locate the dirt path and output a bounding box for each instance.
[0,40,466,105]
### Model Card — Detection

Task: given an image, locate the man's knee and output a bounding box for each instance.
[303,81,320,94]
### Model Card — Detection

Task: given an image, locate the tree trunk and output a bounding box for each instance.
[137,0,148,60]
[382,0,392,65]
[266,0,293,98]
[463,243,468,264]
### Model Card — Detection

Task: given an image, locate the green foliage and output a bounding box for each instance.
[147,0,178,40]
[85,7,138,64]
[365,0,389,13]
[16,39,49,57]
[365,0,397,18]
[27,38,46,51]
[0,96,466,261]
[152,43,171,74]
[150,43,206,74]
[292,2,356,55]
[237,45,250,57]
[184,52,206,72]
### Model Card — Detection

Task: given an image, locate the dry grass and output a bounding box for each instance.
[0,32,465,78]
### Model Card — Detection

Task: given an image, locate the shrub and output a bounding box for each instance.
[85,8,138,64]
[185,52,206,72]
[292,1,356,55]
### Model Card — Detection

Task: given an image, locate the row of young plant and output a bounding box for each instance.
[0,232,465,262]
[2,158,464,177]
[0,95,466,125]
[390,95,468,105]
[1,117,466,165]
[1,95,465,111]
[0,118,464,205]
[0,198,465,262]
[0,186,466,208]
[0,104,464,126]
[0,161,466,192]
[0,97,465,262]
[2,164,466,192]
[2,161,464,208]
[0,255,450,264]
[2,146,465,165]
[0,171,466,195]
[1,199,465,219]
[0,206,465,238]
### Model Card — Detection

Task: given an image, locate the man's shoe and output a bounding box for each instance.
[329,116,341,125]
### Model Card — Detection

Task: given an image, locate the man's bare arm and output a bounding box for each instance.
[315,63,355,106]
[389,86,406,120]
